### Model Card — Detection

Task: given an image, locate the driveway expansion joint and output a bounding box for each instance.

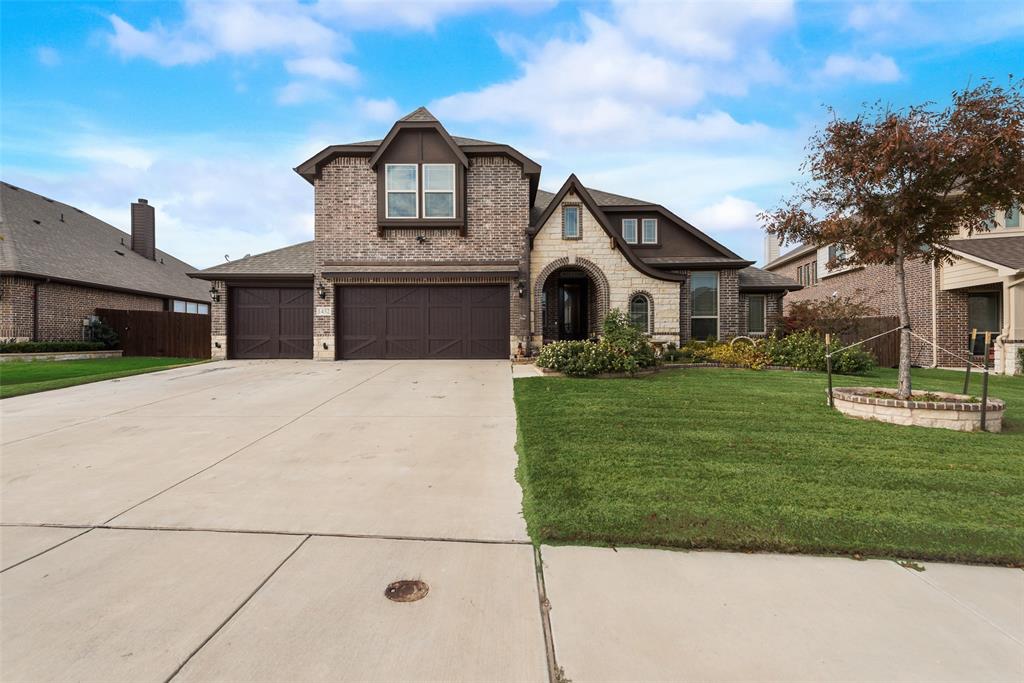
[163,534,311,683]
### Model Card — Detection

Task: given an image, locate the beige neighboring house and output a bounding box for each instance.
[763,203,1024,375]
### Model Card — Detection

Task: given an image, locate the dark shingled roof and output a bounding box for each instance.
[345,134,500,147]
[0,181,209,301]
[947,235,1024,270]
[643,256,752,266]
[764,243,816,269]
[737,265,802,291]
[192,240,314,279]
[534,187,652,212]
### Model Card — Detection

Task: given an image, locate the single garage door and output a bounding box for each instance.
[229,287,313,359]
[337,285,509,359]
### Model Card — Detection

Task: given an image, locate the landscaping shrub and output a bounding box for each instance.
[763,330,875,374]
[783,291,879,335]
[704,338,772,370]
[535,308,657,377]
[86,319,120,349]
[535,340,639,377]
[601,309,657,368]
[0,341,107,354]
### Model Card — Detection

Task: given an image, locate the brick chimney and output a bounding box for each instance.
[131,198,156,260]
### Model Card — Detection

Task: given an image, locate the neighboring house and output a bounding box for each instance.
[763,203,1024,375]
[191,107,799,361]
[0,182,211,342]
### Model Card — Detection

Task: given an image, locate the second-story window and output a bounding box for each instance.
[423,164,455,218]
[1006,202,1021,228]
[642,218,658,244]
[563,206,580,239]
[622,218,638,244]
[386,164,418,218]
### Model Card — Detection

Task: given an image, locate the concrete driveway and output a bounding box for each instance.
[3,360,1021,682]
[1,360,547,681]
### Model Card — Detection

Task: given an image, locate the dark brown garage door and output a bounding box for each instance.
[230,287,313,359]
[337,285,509,359]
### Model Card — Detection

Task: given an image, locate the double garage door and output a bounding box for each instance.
[229,285,509,360]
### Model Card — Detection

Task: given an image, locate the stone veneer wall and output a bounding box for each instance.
[312,155,531,359]
[772,257,968,366]
[0,275,165,342]
[530,191,683,345]
[209,279,228,359]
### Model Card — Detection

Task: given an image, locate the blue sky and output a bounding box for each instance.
[2,1,1021,268]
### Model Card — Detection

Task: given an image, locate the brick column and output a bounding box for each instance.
[210,280,227,359]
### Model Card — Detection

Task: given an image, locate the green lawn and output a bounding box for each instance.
[514,367,1024,565]
[0,356,203,399]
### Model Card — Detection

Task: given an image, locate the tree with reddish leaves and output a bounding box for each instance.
[761,79,1024,399]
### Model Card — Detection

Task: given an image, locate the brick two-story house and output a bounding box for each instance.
[763,203,1024,375]
[192,108,799,360]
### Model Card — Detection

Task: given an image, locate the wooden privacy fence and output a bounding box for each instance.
[97,308,211,359]
[815,315,900,368]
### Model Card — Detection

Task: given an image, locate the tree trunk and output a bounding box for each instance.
[894,245,913,399]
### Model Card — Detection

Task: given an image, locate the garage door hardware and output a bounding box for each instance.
[384,580,429,602]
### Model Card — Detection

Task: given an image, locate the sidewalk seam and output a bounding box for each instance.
[164,534,311,682]
[905,566,1024,647]
[0,528,94,574]
[533,545,562,683]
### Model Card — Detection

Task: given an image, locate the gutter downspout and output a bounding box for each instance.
[931,261,938,368]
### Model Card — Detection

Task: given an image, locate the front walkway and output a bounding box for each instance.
[1,360,1021,681]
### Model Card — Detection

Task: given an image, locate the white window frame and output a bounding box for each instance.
[385,163,419,219]
[641,218,658,244]
[172,299,209,315]
[622,218,638,244]
[422,163,456,219]
[690,271,720,339]
[747,294,766,335]
[563,206,580,239]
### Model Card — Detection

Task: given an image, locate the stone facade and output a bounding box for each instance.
[771,257,968,367]
[0,275,166,342]
[312,155,531,358]
[209,279,228,360]
[530,191,683,345]
[833,387,1003,432]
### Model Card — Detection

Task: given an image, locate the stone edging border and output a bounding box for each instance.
[0,350,124,363]
[832,387,1004,413]
[535,361,815,379]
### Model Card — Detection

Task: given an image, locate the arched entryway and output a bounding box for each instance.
[533,258,610,342]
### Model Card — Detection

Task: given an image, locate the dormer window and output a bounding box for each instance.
[563,206,580,239]
[385,164,418,218]
[622,218,638,244]
[642,218,658,244]
[423,164,455,218]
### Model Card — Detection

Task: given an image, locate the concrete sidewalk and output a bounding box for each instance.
[541,545,1023,682]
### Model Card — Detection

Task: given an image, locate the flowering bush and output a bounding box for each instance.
[535,308,657,377]
[704,339,772,370]
[535,340,639,377]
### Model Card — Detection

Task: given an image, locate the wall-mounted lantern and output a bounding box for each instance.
[209,285,220,303]
[317,283,327,299]
[517,281,526,298]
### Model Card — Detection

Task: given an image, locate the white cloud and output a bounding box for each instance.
[107,1,342,68]
[276,82,331,106]
[613,0,794,60]
[356,97,401,122]
[690,196,763,233]
[819,53,901,83]
[107,15,212,66]
[36,46,61,67]
[285,56,359,83]
[67,140,155,170]
[846,2,908,31]
[432,5,791,143]
[311,0,554,31]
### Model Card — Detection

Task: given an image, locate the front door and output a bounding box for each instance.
[558,280,589,340]
[967,292,1001,354]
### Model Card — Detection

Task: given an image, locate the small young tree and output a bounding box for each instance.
[761,79,1024,398]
